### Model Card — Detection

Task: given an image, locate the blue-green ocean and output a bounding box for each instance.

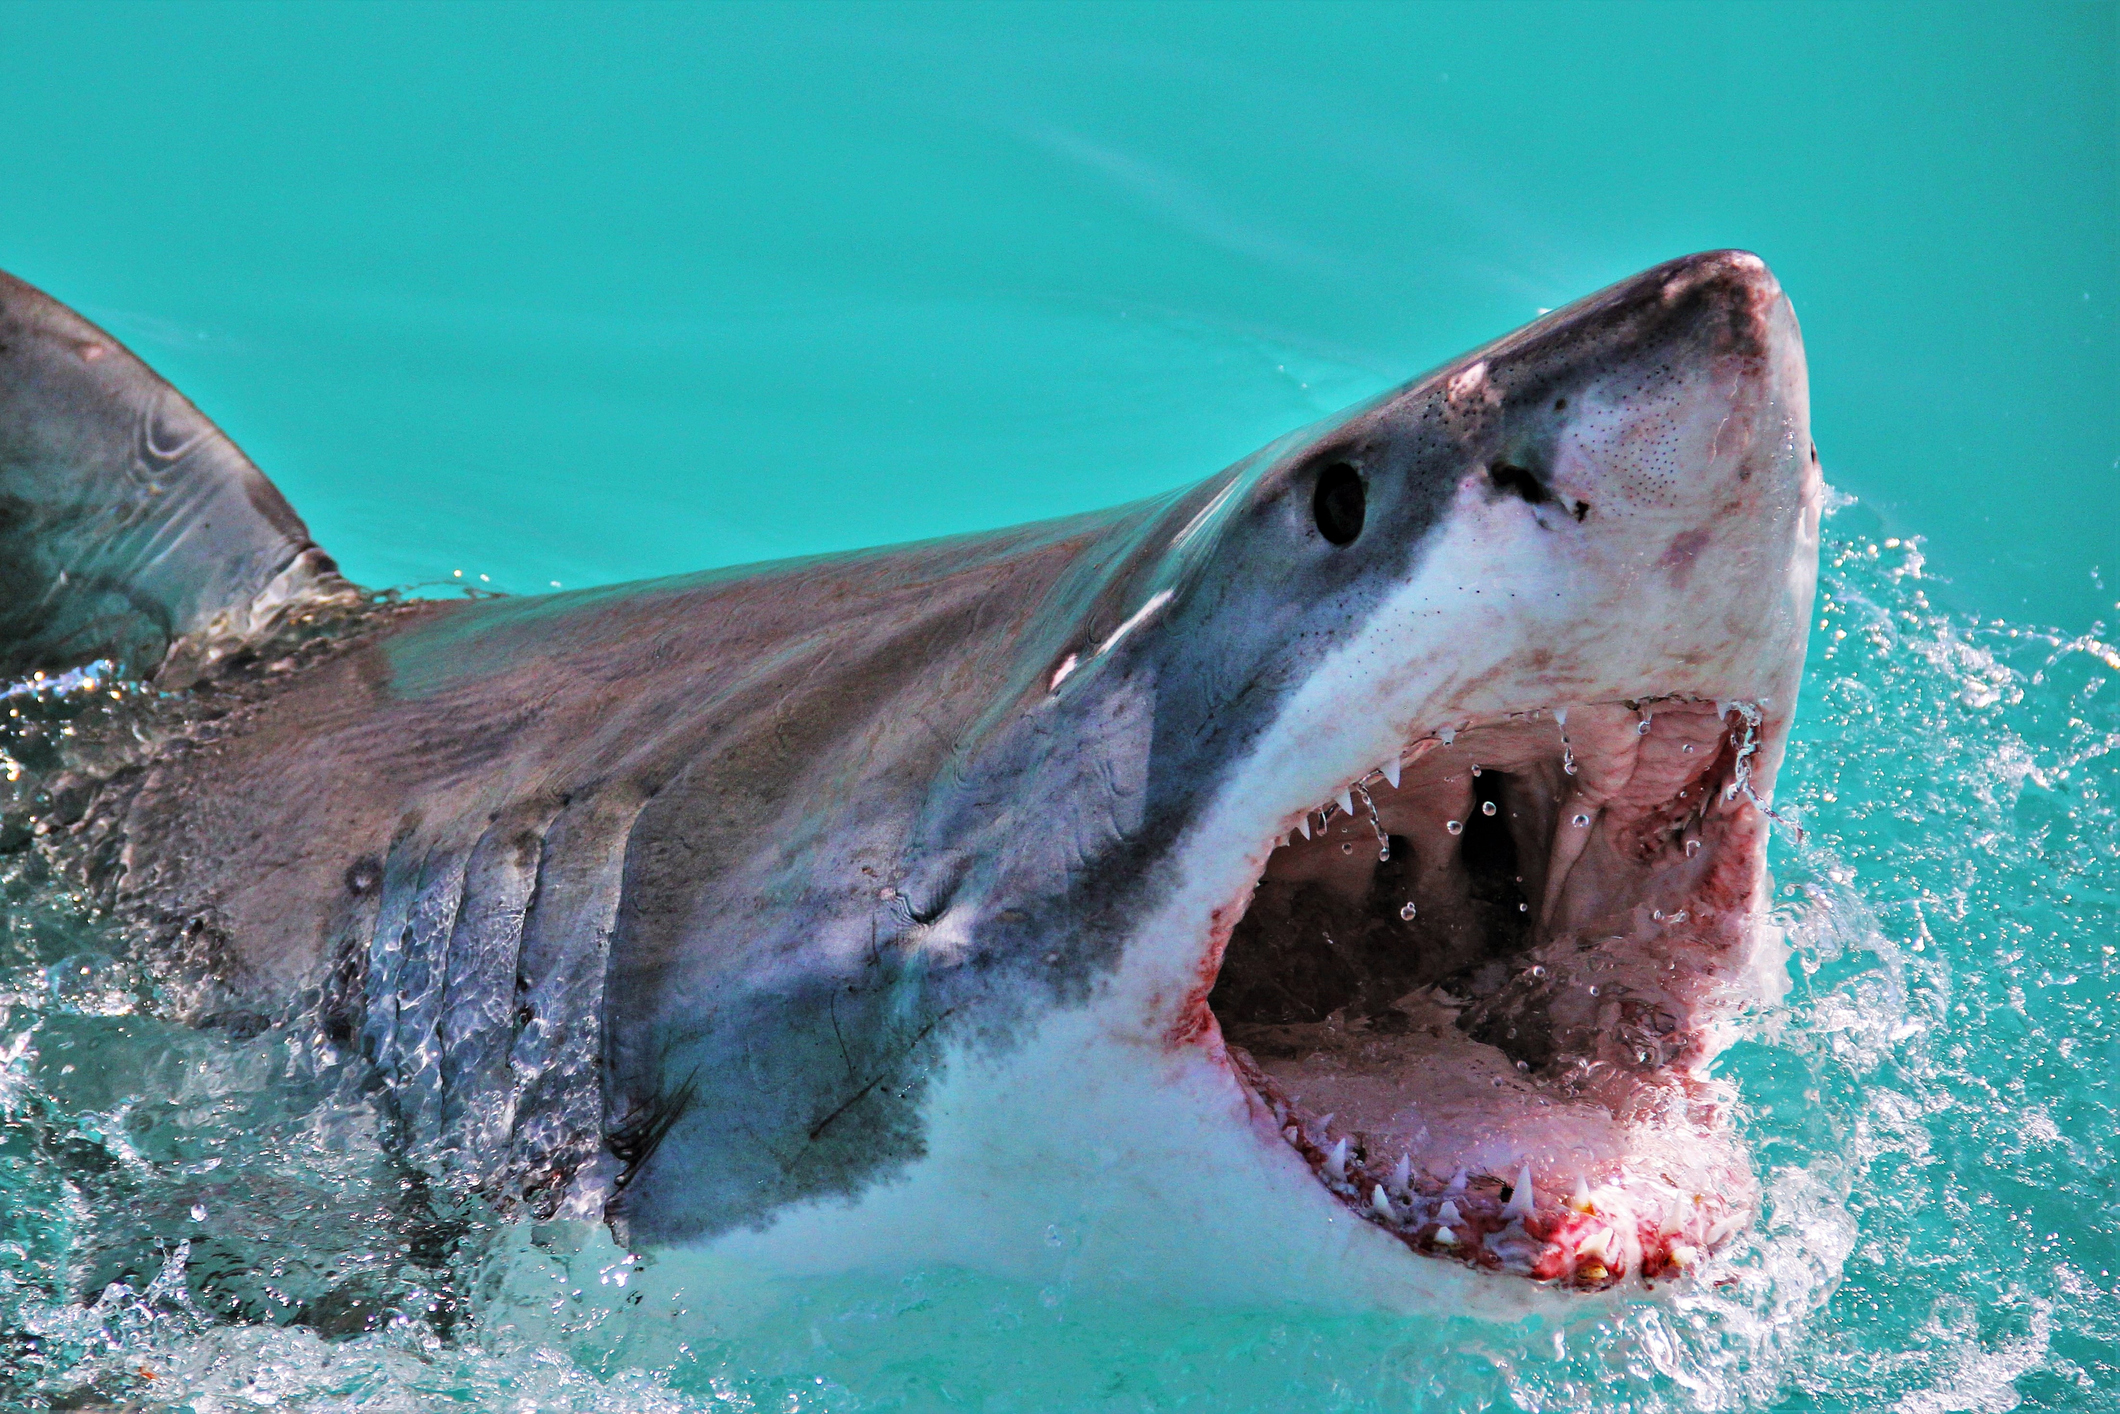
[0,3,2113,1409]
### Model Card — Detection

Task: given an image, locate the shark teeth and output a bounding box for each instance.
[1242,1053,1754,1287]
[1221,697,1772,1289]
[1500,1164,1536,1222]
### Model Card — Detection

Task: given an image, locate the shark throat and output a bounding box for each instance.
[1208,697,1776,1289]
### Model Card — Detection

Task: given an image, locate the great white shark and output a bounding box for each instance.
[0,251,1818,1316]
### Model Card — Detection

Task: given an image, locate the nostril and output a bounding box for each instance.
[1487,462,1554,506]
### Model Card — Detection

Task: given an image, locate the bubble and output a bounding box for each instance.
[1470,764,1482,776]
[1400,902,1418,921]
[1682,742,1696,753]
[1518,902,1529,912]
[1685,838,1702,856]
[190,1204,207,1223]
[1572,813,1590,827]
[1564,761,1578,775]
[1637,719,1652,734]
[1481,800,1497,816]
[1341,842,1354,854]
[1446,820,1463,835]
[1588,986,1600,996]
[1530,965,1547,978]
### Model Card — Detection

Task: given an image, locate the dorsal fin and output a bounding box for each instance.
[0,270,355,683]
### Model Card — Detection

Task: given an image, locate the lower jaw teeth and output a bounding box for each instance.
[1253,1070,1741,1286]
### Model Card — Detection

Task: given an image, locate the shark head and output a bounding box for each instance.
[630,250,1817,1310]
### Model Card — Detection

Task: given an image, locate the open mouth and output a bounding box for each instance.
[1207,698,1781,1289]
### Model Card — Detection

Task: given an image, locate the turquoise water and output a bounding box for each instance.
[1,2,2114,1409]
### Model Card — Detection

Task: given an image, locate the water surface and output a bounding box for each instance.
[0,3,2112,1409]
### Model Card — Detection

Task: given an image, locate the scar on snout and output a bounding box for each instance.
[1659,529,1711,583]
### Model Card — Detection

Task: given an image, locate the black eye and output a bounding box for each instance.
[1312,462,1365,546]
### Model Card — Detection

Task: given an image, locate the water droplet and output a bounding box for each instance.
[1588,985,1600,996]
[1652,909,1664,921]
[1531,965,1547,978]
[1400,902,1418,921]
[190,1204,207,1223]
[1470,764,1483,777]
[1685,839,1702,857]
[1564,761,1578,775]
[1446,820,1463,835]
[1637,718,1652,735]
[1378,846,1391,862]
[1516,1060,1530,1071]
[1572,813,1590,827]
[1682,743,1696,753]
[1481,801,1497,816]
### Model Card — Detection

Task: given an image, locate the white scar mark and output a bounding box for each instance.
[1050,588,1177,692]
[1098,589,1175,656]
[1446,360,1491,407]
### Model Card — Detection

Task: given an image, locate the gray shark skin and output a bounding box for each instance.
[0,253,1818,1313]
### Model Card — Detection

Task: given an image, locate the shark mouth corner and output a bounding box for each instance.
[1203,699,1787,1291]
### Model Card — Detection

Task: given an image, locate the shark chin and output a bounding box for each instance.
[0,248,1817,1317]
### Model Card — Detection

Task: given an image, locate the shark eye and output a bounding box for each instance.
[1312,463,1365,546]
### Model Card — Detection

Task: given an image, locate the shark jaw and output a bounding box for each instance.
[1200,696,1783,1291]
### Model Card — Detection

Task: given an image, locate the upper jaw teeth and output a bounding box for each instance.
[1500,1164,1536,1221]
